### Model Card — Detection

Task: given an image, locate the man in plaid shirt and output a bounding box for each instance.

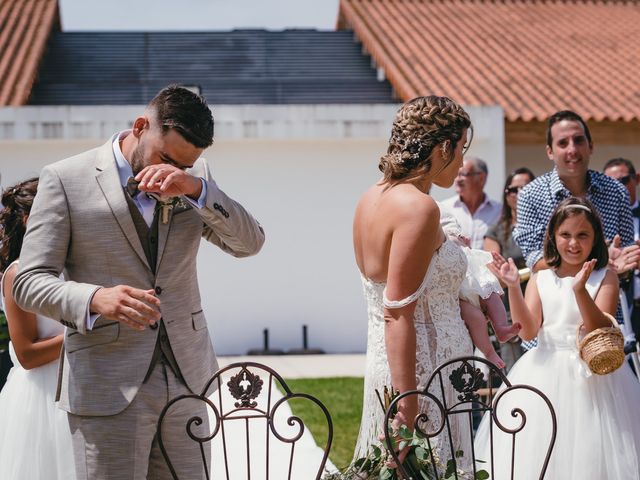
[513,110,640,349]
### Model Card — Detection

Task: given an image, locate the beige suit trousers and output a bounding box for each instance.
[68,359,210,479]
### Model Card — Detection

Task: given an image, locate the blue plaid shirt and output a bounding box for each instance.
[513,168,633,349]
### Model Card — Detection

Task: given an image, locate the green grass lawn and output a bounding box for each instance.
[283,377,364,470]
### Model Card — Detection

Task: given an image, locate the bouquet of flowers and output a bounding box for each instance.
[324,387,489,480]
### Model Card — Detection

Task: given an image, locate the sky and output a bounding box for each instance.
[59,0,341,31]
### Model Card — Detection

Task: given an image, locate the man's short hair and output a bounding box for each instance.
[546,110,592,148]
[148,85,214,149]
[466,156,488,175]
[603,157,636,176]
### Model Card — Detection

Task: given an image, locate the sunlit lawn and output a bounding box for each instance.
[284,377,364,470]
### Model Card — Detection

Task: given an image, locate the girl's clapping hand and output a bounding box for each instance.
[572,258,597,292]
[487,252,520,288]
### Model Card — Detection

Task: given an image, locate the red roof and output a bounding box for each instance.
[0,0,58,106]
[338,0,640,122]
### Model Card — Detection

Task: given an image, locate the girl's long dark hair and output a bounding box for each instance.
[0,178,39,272]
[543,197,609,270]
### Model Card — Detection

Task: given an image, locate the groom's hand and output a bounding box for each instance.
[91,286,161,331]
[135,164,202,200]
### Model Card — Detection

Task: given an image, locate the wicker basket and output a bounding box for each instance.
[576,313,625,375]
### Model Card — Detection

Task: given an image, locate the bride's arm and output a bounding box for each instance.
[2,264,63,370]
[384,194,441,427]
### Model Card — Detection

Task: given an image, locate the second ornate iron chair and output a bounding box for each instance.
[384,356,557,479]
[156,362,333,479]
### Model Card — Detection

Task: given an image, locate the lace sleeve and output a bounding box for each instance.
[383,273,430,309]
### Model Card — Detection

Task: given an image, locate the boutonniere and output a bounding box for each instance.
[149,194,189,224]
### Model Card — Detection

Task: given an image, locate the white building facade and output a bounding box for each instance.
[0,104,504,354]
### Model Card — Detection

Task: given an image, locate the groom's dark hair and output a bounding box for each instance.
[148,85,214,149]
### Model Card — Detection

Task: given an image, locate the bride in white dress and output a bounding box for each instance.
[0,179,75,479]
[352,96,474,466]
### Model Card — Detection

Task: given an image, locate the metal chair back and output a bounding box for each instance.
[384,356,557,479]
[157,361,333,479]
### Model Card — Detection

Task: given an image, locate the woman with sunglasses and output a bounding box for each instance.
[484,168,536,270]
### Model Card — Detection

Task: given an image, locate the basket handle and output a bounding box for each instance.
[575,312,619,349]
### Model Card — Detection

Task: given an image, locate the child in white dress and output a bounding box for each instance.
[440,209,521,368]
[475,197,640,479]
[0,179,76,479]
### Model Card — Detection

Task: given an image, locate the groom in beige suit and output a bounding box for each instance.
[14,85,265,479]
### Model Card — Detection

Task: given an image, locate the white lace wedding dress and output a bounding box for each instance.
[354,238,474,464]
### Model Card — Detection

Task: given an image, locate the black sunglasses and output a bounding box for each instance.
[617,175,632,185]
[505,185,524,195]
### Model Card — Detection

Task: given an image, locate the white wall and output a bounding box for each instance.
[59,0,341,31]
[0,104,503,354]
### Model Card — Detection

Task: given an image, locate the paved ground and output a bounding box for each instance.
[218,353,366,379]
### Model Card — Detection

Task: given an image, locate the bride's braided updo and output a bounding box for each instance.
[379,96,471,184]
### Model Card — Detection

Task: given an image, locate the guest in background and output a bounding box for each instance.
[0,178,75,479]
[484,167,535,269]
[514,111,637,273]
[440,157,501,249]
[513,110,639,350]
[603,157,640,343]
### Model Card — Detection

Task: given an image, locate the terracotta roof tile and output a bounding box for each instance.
[0,0,58,106]
[338,0,640,122]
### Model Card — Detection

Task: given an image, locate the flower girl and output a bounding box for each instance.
[0,179,75,479]
[474,197,640,479]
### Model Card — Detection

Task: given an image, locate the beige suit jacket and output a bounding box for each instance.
[13,138,265,416]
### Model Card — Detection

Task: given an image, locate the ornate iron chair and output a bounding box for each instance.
[156,362,333,479]
[384,356,557,479]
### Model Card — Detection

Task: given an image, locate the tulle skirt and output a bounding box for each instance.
[473,346,640,479]
[0,350,75,479]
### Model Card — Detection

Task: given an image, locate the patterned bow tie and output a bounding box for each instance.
[126,176,140,198]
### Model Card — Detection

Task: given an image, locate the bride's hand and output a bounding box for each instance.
[573,259,596,292]
[381,409,413,469]
[487,252,520,288]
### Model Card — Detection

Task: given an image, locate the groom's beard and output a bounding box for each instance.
[130,143,145,176]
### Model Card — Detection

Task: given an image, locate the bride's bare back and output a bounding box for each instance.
[353,181,445,301]
[351,96,472,464]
